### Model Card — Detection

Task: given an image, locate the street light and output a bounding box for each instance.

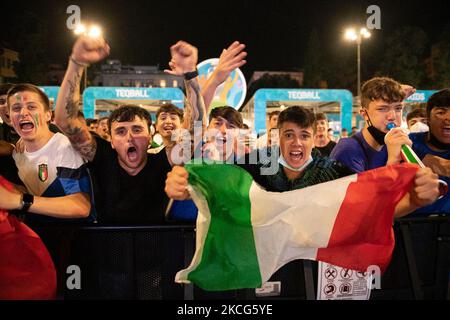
[344,27,371,100]
[73,23,103,91]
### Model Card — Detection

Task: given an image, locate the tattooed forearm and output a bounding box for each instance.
[184,78,206,131]
[78,140,97,162]
[55,58,96,160]
[66,124,97,161]
[65,70,83,119]
[66,125,83,137]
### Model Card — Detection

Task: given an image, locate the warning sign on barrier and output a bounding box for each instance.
[317,262,372,300]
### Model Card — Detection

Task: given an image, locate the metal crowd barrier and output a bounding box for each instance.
[30,216,450,300]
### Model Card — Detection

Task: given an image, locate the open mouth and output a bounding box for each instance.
[127,146,138,162]
[19,121,35,133]
[216,135,227,144]
[443,126,450,136]
[163,124,175,132]
[289,150,303,161]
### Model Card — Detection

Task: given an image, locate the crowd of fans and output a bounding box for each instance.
[0,34,449,299]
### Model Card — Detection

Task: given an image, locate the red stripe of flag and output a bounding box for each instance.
[316,164,418,273]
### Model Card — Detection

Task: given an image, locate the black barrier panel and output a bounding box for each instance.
[32,224,193,300]
[191,260,314,300]
[371,216,450,300]
[29,217,450,300]
[235,260,316,300]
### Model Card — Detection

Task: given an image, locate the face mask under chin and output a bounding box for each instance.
[367,125,387,146]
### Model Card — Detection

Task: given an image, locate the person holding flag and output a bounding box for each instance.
[164,106,440,291]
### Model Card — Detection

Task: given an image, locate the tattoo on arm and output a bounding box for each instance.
[184,79,206,131]
[66,125,97,161]
[62,68,96,161]
[65,71,82,119]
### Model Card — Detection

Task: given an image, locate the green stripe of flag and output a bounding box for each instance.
[185,163,262,290]
[401,145,423,166]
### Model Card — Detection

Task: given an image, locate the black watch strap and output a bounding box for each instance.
[184,69,198,80]
[21,193,34,212]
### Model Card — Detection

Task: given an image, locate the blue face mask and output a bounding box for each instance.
[278,153,313,172]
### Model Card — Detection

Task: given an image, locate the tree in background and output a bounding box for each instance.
[10,12,49,84]
[303,28,324,88]
[432,23,450,88]
[322,47,356,94]
[377,26,428,88]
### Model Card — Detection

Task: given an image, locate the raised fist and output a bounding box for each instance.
[165,41,198,76]
[71,35,110,65]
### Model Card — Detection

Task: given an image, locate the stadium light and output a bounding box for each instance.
[344,27,371,99]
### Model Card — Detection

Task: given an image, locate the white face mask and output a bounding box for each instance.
[278,154,313,172]
[409,121,429,133]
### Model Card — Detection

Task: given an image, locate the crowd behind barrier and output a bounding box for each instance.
[29,215,450,300]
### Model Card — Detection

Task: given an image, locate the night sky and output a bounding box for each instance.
[1,0,450,81]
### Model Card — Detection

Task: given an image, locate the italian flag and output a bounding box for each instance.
[175,163,418,291]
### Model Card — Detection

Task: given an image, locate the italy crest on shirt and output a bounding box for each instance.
[38,164,48,182]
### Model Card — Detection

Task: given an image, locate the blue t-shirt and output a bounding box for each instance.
[168,199,198,221]
[330,132,388,173]
[409,132,450,217]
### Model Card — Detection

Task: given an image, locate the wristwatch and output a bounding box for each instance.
[21,193,34,212]
[184,69,198,80]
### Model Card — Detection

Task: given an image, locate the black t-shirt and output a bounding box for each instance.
[88,136,171,224]
[314,140,337,158]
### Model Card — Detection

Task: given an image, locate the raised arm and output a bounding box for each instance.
[201,41,247,113]
[165,41,206,132]
[55,35,110,161]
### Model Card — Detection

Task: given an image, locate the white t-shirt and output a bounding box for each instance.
[13,133,90,197]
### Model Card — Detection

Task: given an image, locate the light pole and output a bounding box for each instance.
[344,28,371,100]
[73,24,103,92]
